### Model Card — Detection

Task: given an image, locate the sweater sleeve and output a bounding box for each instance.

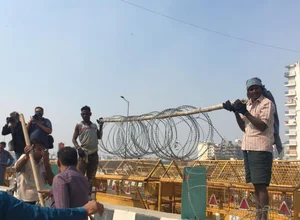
[0,191,87,220]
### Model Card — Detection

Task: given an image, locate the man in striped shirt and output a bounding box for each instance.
[50,147,89,209]
[223,77,275,220]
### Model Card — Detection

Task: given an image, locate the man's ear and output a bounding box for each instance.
[90,112,92,116]
[57,160,61,167]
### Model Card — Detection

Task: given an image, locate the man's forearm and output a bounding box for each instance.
[244,112,267,132]
[7,157,14,167]
[2,125,11,135]
[44,163,54,186]
[37,123,52,134]
[26,121,32,130]
[2,191,87,220]
[97,126,103,139]
[15,156,28,172]
[72,139,80,149]
[8,154,15,165]
[235,112,245,132]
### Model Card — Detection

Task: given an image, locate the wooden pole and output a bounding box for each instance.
[19,114,45,207]
[101,99,247,123]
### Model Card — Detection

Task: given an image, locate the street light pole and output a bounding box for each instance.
[120,96,130,159]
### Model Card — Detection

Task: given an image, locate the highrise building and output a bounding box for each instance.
[284,61,300,159]
[198,142,216,160]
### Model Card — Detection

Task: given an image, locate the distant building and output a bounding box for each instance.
[58,142,65,151]
[198,140,243,160]
[198,142,216,160]
[284,61,300,159]
[281,141,289,160]
[214,139,243,160]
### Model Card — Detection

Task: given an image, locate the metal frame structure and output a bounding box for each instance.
[94,159,300,219]
[5,159,299,219]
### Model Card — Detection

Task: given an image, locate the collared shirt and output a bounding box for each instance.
[242,95,275,152]
[29,117,52,148]
[51,166,89,208]
[0,191,87,220]
[17,154,46,202]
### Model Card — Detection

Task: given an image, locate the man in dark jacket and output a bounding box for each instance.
[2,112,26,160]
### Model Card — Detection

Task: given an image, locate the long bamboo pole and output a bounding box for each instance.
[101,99,247,123]
[19,114,45,206]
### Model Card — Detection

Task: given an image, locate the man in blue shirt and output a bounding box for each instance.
[0,142,14,186]
[27,107,52,149]
[0,191,104,220]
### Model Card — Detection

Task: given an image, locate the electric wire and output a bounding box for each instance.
[120,0,300,53]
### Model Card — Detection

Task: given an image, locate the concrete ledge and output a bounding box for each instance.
[94,202,181,220]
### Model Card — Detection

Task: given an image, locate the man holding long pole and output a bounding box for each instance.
[19,113,47,206]
[223,77,276,220]
[15,139,54,205]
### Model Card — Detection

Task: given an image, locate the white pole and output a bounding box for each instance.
[19,114,45,206]
[102,99,246,123]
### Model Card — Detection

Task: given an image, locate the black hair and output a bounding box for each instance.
[31,139,42,145]
[57,147,78,166]
[0,142,6,146]
[35,106,44,112]
[81,105,91,112]
[10,111,19,120]
[30,139,46,150]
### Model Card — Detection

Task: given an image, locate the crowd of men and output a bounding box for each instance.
[0,105,104,219]
[0,77,281,220]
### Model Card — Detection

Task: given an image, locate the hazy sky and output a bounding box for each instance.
[1,0,300,155]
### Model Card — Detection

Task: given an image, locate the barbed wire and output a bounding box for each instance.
[99,105,239,161]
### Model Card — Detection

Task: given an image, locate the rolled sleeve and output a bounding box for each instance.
[45,119,52,130]
[1,125,11,135]
[259,100,275,126]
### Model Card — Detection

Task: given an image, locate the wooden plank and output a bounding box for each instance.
[20,114,45,207]
[96,192,144,208]
[95,175,148,182]
[146,160,163,180]
[101,100,247,123]
[158,182,162,212]
[294,190,300,220]
[136,187,148,209]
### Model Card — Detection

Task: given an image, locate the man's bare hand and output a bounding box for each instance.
[24,145,33,155]
[83,200,104,216]
[28,117,35,124]
[41,150,50,162]
[38,189,51,194]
